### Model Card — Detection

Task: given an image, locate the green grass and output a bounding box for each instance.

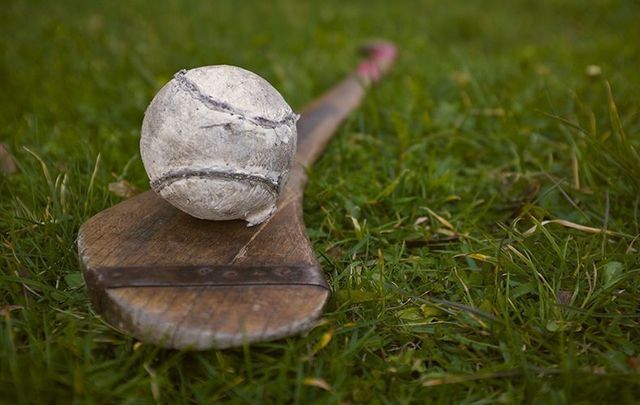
[2,0,640,402]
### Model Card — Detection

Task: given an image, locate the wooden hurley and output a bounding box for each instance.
[77,42,397,350]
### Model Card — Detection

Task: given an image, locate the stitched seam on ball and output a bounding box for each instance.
[174,70,298,129]
[151,168,279,195]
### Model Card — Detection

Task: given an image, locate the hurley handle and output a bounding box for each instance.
[295,41,397,167]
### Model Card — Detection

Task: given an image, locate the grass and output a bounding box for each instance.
[2,0,640,402]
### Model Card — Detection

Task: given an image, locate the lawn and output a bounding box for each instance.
[2,0,640,402]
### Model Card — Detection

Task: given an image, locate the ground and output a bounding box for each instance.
[2,0,640,403]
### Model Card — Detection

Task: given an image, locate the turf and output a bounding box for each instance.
[2,0,640,402]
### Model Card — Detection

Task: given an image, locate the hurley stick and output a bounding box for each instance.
[77,42,397,349]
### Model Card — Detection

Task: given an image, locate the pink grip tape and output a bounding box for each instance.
[356,42,398,82]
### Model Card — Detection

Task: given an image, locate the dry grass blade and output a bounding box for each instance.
[424,207,456,231]
[521,219,624,238]
[108,180,138,198]
[302,377,332,391]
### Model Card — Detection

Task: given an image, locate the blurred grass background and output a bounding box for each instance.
[2,0,640,402]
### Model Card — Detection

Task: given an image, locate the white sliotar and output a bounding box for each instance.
[140,65,298,226]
